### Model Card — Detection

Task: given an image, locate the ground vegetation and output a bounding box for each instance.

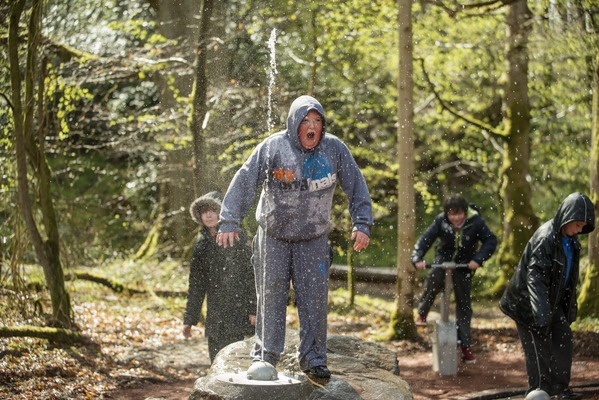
[1,264,598,399]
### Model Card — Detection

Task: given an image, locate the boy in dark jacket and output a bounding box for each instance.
[182,191,256,364]
[500,192,595,400]
[412,193,497,362]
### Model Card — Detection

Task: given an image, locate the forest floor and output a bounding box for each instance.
[1,275,599,400]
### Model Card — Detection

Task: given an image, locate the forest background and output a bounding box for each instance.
[2,0,599,380]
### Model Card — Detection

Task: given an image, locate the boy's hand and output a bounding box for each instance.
[351,231,370,252]
[468,261,480,270]
[217,232,239,248]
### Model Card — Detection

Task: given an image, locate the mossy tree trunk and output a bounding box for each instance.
[136,0,212,259]
[578,52,599,317]
[189,0,214,196]
[491,0,539,296]
[381,0,418,341]
[9,0,72,327]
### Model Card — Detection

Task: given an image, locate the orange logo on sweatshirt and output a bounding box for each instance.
[273,167,298,182]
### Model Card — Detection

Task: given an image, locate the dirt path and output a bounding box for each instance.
[104,324,599,399]
[104,331,599,400]
[394,328,599,400]
[103,379,195,400]
[103,281,599,399]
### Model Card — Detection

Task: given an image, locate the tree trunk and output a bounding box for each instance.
[136,0,206,260]
[148,0,199,105]
[491,0,539,296]
[190,0,214,196]
[9,0,72,326]
[138,0,230,259]
[380,0,418,341]
[578,52,599,317]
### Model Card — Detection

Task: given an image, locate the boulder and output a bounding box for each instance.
[189,329,412,400]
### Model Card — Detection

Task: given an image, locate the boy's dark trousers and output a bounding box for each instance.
[417,267,474,347]
[208,333,245,364]
[515,308,572,396]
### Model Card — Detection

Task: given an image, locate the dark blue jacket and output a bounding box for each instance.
[411,206,497,266]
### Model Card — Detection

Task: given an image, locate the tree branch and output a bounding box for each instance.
[422,0,518,18]
[0,91,14,111]
[417,57,505,148]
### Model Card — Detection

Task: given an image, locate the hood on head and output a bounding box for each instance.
[553,192,595,234]
[286,95,327,150]
[190,191,223,223]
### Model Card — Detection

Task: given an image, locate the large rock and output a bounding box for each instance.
[189,330,412,400]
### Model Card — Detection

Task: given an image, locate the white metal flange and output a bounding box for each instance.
[215,371,302,386]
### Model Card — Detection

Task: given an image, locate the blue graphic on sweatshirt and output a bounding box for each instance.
[271,152,336,192]
[318,260,328,276]
[303,153,336,192]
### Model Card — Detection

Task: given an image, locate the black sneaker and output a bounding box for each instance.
[557,388,582,400]
[303,365,331,380]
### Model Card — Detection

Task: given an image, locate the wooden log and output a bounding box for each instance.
[330,264,397,284]
[65,271,186,297]
[0,325,84,344]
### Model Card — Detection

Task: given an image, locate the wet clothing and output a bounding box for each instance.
[500,192,595,395]
[183,225,256,363]
[219,96,373,241]
[219,95,373,370]
[250,227,331,369]
[412,206,497,348]
[515,310,573,396]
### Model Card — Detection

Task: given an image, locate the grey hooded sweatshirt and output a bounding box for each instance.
[219,95,373,241]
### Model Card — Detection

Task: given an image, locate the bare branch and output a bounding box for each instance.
[417,58,505,146]
[422,0,516,17]
[0,92,14,112]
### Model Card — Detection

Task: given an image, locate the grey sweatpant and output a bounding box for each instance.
[250,226,330,371]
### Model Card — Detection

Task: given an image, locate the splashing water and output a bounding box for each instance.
[267,28,278,134]
[259,27,277,365]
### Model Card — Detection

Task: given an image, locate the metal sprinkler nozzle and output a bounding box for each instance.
[246,361,278,381]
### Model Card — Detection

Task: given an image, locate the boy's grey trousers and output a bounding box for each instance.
[250,226,330,371]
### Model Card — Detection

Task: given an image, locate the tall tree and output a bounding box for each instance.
[579,52,599,317]
[492,0,539,294]
[9,0,72,326]
[136,0,204,260]
[420,0,539,296]
[380,0,418,340]
[189,0,214,196]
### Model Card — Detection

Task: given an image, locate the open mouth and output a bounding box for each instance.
[307,132,315,139]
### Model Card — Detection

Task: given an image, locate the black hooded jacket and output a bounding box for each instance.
[499,192,595,333]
